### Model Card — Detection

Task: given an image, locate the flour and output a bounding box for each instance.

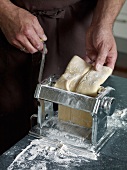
[7,108,127,170]
[7,138,94,170]
[37,116,93,151]
[7,119,98,170]
[108,108,127,129]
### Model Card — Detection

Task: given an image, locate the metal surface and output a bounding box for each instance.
[30,75,116,151]
[34,76,115,114]
[38,43,47,83]
[37,43,47,128]
[34,83,97,113]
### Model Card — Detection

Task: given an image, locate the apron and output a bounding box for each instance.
[0,0,97,153]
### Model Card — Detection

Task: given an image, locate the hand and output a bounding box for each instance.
[85,24,117,70]
[0,5,47,53]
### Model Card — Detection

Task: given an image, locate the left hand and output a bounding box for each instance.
[85,24,117,70]
[0,5,47,54]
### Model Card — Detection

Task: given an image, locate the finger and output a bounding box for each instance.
[86,48,97,63]
[84,55,94,64]
[106,52,117,69]
[84,56,92,63]
[26,29,44,51]
[95,45,109,71]
[33,19,47,41]
[12,39,29,53]
[89,55,96,62]
[18,35,38,54]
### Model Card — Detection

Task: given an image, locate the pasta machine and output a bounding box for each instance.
[29,74,116,152]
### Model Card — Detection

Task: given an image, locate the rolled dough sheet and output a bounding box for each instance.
[70,108,92,128]
[76,66,112,96]
[55,55,91,91]
[58,105,71,121]
[58,105,92,128]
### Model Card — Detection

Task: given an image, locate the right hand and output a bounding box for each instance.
[85,24,117,70]
[0,5,47,53]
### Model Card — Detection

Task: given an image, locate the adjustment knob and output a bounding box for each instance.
[101,97,116,116]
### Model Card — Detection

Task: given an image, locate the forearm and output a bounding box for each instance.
[91,0,125,28]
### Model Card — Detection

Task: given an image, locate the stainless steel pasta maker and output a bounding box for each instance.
[29,74,116,153]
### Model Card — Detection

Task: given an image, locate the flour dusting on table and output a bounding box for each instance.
[108,108,127,129]
[7,138,97,170]
[7,108,127,170]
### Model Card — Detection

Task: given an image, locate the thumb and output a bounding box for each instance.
[95,45,109,71]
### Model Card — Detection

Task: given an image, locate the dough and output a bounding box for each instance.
[55,55,91,91]
[55,56,112,128]
[70,108,92,128]
[76,66,112,96]
[58,105,92,128]
[58,105,71,121]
